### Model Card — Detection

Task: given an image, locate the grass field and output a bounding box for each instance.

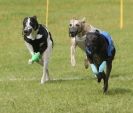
[0,0,133,113]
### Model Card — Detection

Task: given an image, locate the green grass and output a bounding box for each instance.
[0,0,133,113]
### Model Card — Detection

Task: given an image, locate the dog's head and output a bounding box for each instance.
[85,32,101,55]
[23,16,39,36]
[69,17,86,37]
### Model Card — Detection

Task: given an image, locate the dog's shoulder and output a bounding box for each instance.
[38,24,49,37]
[85,32,103,45]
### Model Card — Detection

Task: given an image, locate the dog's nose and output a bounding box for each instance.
[70,32,75,37]
[24,30,28,34]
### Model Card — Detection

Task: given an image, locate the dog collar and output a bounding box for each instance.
[85,47,92,55]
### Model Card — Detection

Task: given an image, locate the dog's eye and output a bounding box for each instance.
[30,22,33,26]
[69,24,72,27]
[76,24,80,27]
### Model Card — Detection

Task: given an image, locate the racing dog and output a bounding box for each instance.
[85,31,116,93]
[69,18,99,68]
[22,16,53,84]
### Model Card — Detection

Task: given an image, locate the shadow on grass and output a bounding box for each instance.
[49,77,89,83]
[111,71,132,78]
[111,74,121,78]
[108,87,132,95]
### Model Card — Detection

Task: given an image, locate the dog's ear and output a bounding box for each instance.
[81,17,86,23]
[32,16,39,30]
[23,17,28,27]
[23,17,28,23]
[33,16,37,20]
[72,17,77,20]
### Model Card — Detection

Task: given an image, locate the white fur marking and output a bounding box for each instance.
[27,34,35,40]
[36,34,43,39]
[25,18,32,30]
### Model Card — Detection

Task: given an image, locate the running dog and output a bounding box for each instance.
[69,18,99,68]
[22,16,53,84]
[85,31,116,93]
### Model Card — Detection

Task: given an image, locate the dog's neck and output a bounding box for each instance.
[31,29,38,39]
[28,26,39,40]
[77,23,91,37]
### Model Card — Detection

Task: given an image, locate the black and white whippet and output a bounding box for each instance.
[22,16,53,84]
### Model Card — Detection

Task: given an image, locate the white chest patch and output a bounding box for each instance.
[27,34,43,40]
[25,18,32,30]
[27,34,34,40]
[36,34,43,39]
[75,35,86,42]
[75,35,86,51]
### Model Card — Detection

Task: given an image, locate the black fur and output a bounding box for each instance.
[85,32,116,93]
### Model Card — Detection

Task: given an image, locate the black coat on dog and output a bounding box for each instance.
[85,32,116,93]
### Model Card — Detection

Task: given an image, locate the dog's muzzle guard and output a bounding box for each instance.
[69,27,78,37]
[23,28,32,36]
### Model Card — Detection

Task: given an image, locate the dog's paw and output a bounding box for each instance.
[41,76,49,84]
[71,63,76,67]
[40,79,48,84]
[28,59,33,64]
[41,80,45,84]
[71,59,76,67]
[84,59,89,69]
[85,64,89,69]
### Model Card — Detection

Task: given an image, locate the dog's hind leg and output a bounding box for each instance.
[101,72,107,93]
[40,48,52,84]
[103,61,112,93]
[103,49,115,92]
[40,60,50,84]
[41,61,50,84]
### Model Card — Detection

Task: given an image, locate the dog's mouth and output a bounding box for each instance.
[69,28,78,37]
[69,32,77,37]
[23,29,32,36]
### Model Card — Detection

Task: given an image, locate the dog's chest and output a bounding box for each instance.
[93,54,101,64]
[24,33,48,54]
[75,35,86,51]
[27,34,43,40]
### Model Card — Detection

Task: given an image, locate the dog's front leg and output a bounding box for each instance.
[103,61,112,93]
[70,38,76,66]
[25,42,34,64]
[25,41,34,55]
